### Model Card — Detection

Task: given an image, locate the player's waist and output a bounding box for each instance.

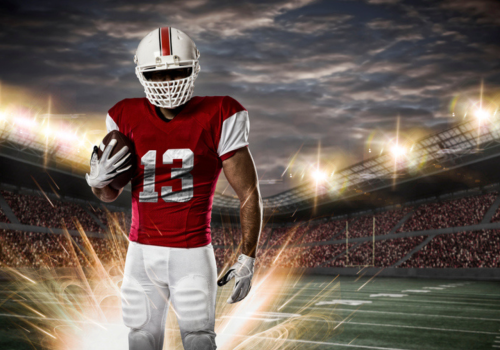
[130,240,213,251]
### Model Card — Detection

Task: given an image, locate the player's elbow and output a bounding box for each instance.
[100,195,118,203]
[256,191,263,208]
[92,186,122,203]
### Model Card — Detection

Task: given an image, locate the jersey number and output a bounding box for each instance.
[139,149,194,203]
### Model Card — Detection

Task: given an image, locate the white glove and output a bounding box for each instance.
[217,254,255,304]
[85,139,131,188]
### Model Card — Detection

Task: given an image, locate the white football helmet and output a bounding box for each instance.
[135,27,200,109]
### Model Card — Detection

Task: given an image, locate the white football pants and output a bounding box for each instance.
[121,241,217,350]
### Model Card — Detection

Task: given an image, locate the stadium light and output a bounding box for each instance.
[14,117,37,129]
[56,130,76,142]
[475,109,490,122]
[390,144,406,158]
[312,169,327,182]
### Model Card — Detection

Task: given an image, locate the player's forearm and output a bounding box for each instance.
[239,190,262,258]
[91,185,122,202]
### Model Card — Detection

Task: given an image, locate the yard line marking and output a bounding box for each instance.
[344,321,499,335]
[2,294,499,311]
[216,289,500,303]
[283,296,500,308]
[325,308,500,322]
[5,287,500,299]
[4,312,497,337]
[316,300,372,306]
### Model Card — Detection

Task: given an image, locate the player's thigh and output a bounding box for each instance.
[168,244,217,332]
[121,242,169,329]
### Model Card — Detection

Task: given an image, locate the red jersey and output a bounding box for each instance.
[105,96,249,248]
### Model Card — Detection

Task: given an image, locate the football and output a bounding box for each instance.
[98,130,136,190]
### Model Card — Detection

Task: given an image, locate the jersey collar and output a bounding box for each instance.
[145,98,192,135]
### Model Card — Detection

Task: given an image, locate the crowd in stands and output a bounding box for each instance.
[301,220,352,243]
[254,243,355,268]
[401,230,500,268]
[1,189,499,270]
[489,202,500,223]
[1,190,101,232]
[347,207,413,238]
[0,190,132,234]
[211,227,272,247]
[326,236,427,267]
[268,225,309,246]
[0,229,128,268]
[263,206,414,247]
[397,192,498,233]
[0,208,9,223]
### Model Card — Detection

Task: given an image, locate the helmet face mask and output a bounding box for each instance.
[135,27,200,109]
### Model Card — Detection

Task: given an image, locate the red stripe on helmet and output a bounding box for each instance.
[160,27,171,56]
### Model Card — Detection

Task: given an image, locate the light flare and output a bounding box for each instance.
[312,169,327,182]
[3,211,352,350]
[390,144,406,158]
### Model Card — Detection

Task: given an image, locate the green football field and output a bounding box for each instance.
[248,275,500,350]
[1,275,499,349]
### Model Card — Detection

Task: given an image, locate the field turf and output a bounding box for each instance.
[0,275,499,349]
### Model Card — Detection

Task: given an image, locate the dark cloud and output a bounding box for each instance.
[0,0,499,196]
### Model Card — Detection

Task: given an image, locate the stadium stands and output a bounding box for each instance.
[0,208,9,223]
[1,190,101,232]
[0,229,126,268]
[1,189,499,272]
[400,230,500,268]
[490,205,500,223]
[348,207,413,238]
[396,192,498,233]
[301,220,351,243]
[340,236,427,267]
[91,206,109,227]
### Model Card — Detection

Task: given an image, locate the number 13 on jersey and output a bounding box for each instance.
[139,149,194,203]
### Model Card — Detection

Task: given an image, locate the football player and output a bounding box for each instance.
[86,27,262,350]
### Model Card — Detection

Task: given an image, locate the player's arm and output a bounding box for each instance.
[222,147,262,258]
[217,147,262,304]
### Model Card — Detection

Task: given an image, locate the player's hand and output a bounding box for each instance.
[85,139,132,188]
[217,254,255,304]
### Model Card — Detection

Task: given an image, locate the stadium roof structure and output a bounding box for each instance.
[214,117,500,216]
[2,115,500,220]
[0,119,88,169]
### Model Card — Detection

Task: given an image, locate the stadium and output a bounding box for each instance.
[0,95,499,350]
[2,1,500,349]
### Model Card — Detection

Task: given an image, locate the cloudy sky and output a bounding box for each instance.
[1,0,499,196]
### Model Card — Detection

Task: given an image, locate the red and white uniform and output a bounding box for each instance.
[106,96,249,248]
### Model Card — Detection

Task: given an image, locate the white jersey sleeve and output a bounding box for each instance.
[106,113,119,133]
[217,109,250,158]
